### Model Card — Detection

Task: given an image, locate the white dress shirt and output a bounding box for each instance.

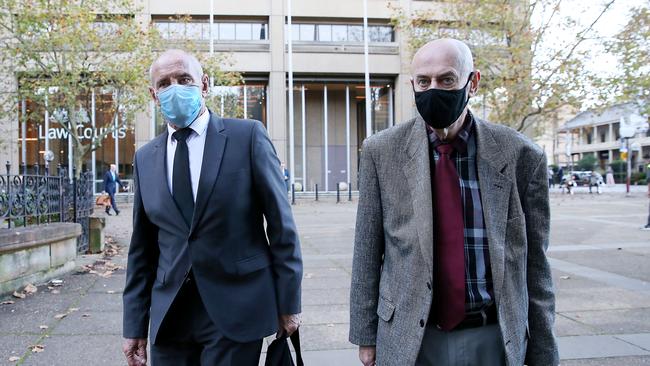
[166,109,210,202]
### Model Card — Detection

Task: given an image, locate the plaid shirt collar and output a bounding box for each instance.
[425,111,474,154]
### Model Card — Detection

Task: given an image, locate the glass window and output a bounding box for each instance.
[348,25,363,42]
[317,24,331,41]
[154,22,168,38]
[252,23,266,40]
[291,24,300,41]
[211,23,219,40]
[168,23,184,39]
[370,25,393,42]
[332,25,347,42]
[219,23,235,40]
[235,23,252,40]
[299,24,315,41]
[186,23,202,40]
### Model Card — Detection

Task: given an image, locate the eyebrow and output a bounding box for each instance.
[155,72,195,87]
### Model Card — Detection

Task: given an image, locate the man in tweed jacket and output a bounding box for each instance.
[349,39,558,365]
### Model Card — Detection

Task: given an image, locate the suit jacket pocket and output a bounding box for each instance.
[156,267,165,285]
[377,296,395,322]
[236,252,272,275]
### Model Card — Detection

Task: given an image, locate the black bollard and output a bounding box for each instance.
[291,183,295,205]
[336,182,340,203]
[348,182,352,201]
[315,184,319,201]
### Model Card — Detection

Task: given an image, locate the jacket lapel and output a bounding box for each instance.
[190,113,227,232]
[150,131,190,232]
[402,117,434,280]
[474,118,512,305]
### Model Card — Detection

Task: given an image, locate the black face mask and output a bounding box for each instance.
[414,72,473,129]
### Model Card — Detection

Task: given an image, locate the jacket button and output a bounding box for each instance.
[420,319,425,327]
[426,282,431,290]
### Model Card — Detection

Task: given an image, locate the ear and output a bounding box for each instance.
[201,74,210,97]
[148,86,158,105]
[468,70,481,97]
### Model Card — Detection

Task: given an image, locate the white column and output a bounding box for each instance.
[92,90,97,194]
[301,84,306,188]
[67,120,73,181]
[149,100,156,138]
[243,84,248,118]
[220,94,225,116]
[114,111,119,170]
[21,99,26,165]
[363,0,372,138]
[609,123,614,142]
[44,95,49,156]
[209,0,214,55]
[324,84,329,192]
[388,84,394,127]
[345,85,351,185]
[287,0,295,186]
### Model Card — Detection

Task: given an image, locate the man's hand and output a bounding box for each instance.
[277,313,301,338]
[359,346,376,366]
[122,338,147,366]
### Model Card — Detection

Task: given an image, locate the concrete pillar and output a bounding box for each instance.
[269,0,287,162]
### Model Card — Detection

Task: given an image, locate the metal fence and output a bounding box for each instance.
[0,162,94,253]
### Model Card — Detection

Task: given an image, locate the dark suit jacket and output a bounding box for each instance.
[103,170,122,194]
[122,113,303,344]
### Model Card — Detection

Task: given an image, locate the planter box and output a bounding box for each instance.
[0,223,81,296]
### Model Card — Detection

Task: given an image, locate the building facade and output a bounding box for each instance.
[1,0,469,192]
[555,103,650,173]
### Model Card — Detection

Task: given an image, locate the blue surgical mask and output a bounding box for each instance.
[157,84,202,128]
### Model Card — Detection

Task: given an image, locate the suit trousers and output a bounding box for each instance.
[415,323,505,366]
[107,192,119,214]
[151,274,263,366]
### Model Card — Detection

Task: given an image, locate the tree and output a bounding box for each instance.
[390,0,616,132]
[600,3,649,117]
[576,154,597,171]
[0,1,240,176]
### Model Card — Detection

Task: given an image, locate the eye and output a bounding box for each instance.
[157,80,169,89]
[180,77,192,84]
[442,77,455,86]
[417,79,430,88]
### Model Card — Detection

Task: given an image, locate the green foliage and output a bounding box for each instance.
[0,2,241,175]
[600,4,650,117]
[632,171,647,185]
[576,154,597,171]
[389,0,615,132]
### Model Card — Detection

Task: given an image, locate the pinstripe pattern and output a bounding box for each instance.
[427,114,493,314]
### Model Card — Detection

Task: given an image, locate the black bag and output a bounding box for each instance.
[264,329,304,366]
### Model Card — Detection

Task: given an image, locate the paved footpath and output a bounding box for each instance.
[1,189,650,365]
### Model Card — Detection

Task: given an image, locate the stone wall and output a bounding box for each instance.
[0,223,81,296]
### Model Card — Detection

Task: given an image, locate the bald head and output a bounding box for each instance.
[411,38,475,92]
[149,49,204,88]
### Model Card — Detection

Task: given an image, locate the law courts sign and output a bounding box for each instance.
[37,125,128,140]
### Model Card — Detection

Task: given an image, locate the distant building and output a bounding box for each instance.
[556,103,650,172]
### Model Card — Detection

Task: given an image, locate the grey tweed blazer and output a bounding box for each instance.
[349,115,559,366]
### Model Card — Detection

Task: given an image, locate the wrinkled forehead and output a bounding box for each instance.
[150,56,200,84]
[412,48,463,78]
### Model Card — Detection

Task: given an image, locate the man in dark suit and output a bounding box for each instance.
[122,49,303,366]
[103,164,123,215]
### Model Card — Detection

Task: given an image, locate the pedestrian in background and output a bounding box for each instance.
[548,167,554,188]
[606,166,616,186]
[281,161,290,192]
[103,164,124,216]
[350,38,557,366]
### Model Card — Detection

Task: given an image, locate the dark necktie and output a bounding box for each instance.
[433,143,466,331]
[172,128,195,226]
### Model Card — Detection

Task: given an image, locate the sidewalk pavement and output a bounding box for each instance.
[2,190,650,365]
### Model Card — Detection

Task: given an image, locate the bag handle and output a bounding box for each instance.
[290,329,303,366]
